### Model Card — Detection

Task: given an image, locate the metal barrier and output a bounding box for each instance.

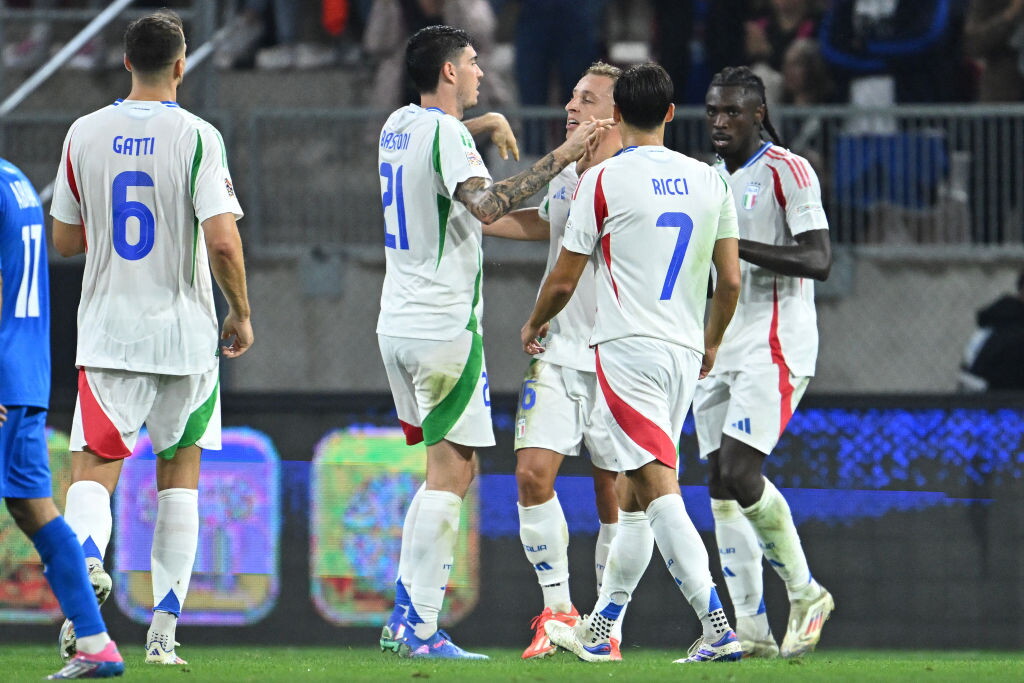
[3,98,1023,249]
[240,103,1024,251]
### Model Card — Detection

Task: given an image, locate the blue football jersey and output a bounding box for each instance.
[0,157,49,408]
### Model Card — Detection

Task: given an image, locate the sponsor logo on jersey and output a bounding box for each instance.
[743,182,761,210]
[224,177,235,197]
[730,417,752,434]
[552,186,568,200]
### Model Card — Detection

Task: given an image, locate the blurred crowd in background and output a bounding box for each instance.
[5,0,1024,109]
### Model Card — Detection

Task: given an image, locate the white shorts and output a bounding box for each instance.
[592,337,702,473]
[71,366,221,460]
[513,359,613,459]
[693,367,810,459]
[378,331,495,448]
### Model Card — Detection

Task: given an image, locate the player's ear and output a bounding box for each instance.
[755,102,766,125]
[174,55,186,80]
[664,102,675,124]
[612,104,622,124]
[441,60,457,86]
[123,54,132,73]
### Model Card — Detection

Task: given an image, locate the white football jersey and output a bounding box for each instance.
[51,99,242,375]
[534,165,597,373]
[562,145,739,353]
[713,142,829,377]
[376,105,492,341]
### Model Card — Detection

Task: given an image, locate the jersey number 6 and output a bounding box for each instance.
[112,171,155,260]
[657,211,693,300]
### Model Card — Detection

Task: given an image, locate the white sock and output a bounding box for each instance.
[63,481,112,561]
[711,498,766,618]
[146,610,178,654]
[741,478,819,600]
[396,483,425,599]
[518,494,571,613]
[409,489,462,639]
[595,522,617,593]
[647,494,730,643]
[596,510,652,643]
[76,633,111,655]
[151,488,199,615]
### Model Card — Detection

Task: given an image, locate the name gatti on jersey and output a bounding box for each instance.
[112,135,155,156]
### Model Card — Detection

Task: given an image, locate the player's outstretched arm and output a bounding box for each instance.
[456,118,610,225]
[703,237,742,379]
[482,208,550,241]
[202,212,253,359]
[521,247,590,354]
[463,112,520,161]
[52,219,86,257]
[738,229,831,281]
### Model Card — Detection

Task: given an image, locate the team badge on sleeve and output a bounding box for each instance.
[224,177,235,197]
[465,150,484,167]
[743,182,761,210]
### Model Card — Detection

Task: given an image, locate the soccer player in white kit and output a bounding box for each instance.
[376,25,605,659]
[521,63,745,664]
[50,10,253,666]
[483,61,646,661]
[696,66,834,658]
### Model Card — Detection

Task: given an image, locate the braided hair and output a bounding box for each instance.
[709,66,784,147]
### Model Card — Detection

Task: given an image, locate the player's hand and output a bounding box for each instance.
[521,320,550,355]
[576,122,616,174]
[558,117,615,162]
[221,311,254,359]
[489,114,520,161]
[699,345,718,380]
[0,403,7,427]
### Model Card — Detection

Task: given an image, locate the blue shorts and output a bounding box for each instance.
[0,405,52,499]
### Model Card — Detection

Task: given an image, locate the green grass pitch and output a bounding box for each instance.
[9,646,1023,682]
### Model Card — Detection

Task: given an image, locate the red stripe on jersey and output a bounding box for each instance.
[66,141,80,203]
[399,419,424,446]
[593,168,609,234]
[600,233,619,300]
[595,347,678,468]
[768,280,795,438]
[766,148,810,188]
[769,165,787,209]
[77,369,132,460]
[572,167,593,201]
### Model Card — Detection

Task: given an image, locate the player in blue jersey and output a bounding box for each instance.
[0,157,124,679]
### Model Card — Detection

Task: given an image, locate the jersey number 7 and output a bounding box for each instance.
[657,211,693,300]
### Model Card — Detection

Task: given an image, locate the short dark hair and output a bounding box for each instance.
[613,63,673,131]
[405,25,474,95]
[124,10,185,74]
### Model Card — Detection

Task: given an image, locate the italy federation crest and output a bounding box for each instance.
[743,181,761,210]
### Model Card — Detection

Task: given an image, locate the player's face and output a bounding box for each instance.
[454,46,483,110]
[564,74,615,137]
[705,85,764,158]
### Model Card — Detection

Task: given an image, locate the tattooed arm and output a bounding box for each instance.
[455,118,607,224]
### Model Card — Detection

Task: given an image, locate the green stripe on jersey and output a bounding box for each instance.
[157,376,219,460]
[421,333,483,446]
[465,251,482,334]
[189,132,203,286]
[435,194,451,269]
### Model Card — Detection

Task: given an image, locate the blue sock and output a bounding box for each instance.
[32,517,106,638]
[391,577,410,621]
